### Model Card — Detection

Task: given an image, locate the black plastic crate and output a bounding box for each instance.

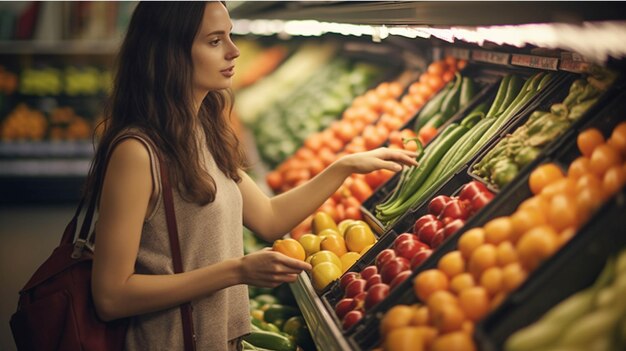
[467,69,625,194]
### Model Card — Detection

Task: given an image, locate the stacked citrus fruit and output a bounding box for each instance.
[289,211,378,292]
[377,122,626,351]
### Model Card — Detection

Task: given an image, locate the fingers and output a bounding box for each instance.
[381,148,419,167]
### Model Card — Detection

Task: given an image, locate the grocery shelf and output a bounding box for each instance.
[0,40,120,55]
[289,273,353,351]
[229,1,626,26]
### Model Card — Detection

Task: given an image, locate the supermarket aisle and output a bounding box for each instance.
[0,205,74,351]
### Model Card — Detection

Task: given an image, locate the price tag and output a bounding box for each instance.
[444,47,470,60]
[511,54,559,71]
[559,52,589,73]
[471,50,510,65]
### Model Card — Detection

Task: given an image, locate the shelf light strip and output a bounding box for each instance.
[232,19,626,62]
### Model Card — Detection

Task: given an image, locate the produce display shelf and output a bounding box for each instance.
[289,272,353,351]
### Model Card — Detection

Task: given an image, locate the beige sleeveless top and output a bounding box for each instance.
[113,131,250,350]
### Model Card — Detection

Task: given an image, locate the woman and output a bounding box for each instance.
[89,2,418,350]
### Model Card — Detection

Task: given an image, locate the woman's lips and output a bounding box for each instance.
[221,67,234,77]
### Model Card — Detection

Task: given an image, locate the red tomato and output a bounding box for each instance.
[413,214,439,234]
[440,198,471,220]
[471,191,495,213]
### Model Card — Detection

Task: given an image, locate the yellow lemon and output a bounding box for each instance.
[360,243,376,255]
[317,228,341,239]
[312,211,338,234]
[340,252,361,273]
[309,250,342,268]
[337,219,356,237]
[312,261,342,292]
[345,224,376,253]
[298,234,322,257]
[320,235,348,257]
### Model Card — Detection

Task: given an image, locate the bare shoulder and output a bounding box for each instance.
[106,138,152,177]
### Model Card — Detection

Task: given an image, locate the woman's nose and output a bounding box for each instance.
[226,42,240,60]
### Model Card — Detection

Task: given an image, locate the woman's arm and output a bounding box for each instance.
[92,139,309,321]
[241,148,418,242]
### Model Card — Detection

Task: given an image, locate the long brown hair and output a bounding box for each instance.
[85,1,244,205]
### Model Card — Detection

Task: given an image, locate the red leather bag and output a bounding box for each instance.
[10,135,195,351]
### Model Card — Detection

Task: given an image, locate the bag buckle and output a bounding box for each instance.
[71,238,92,259]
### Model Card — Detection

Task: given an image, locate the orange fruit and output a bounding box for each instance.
[437,251,466,278]
[496,241,519,266]
[380,305,416,336]
[539,177,576,199]
[450,273,476,294]
[431,303,465,333]
[516,225,559,271]
[414,269,449,302]
[575,186,606,223]
[510,207,546,243]
[608,122,626,155]
[411,305,431,326]
[518,196,549,213]
[431,331,477,351]
[468,244,497,279]
[320,235,348,257]
[590,144,622,177]
[480,266,504,296]
[458,286,490,322]
[272,238,306,261]
[603,165,626,195]
[529,163,565,195]
[427,290,459,314]
[577,128,605,157]
[547,193,579,231]
[568,156,592,179]
[384,326,436,351]
[458,228,485,260]
[502,262,527,292]
[484,217,514,245]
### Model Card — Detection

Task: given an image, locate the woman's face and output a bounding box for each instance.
[191,2,240,94]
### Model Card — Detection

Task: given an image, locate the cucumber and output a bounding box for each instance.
[243,330,296,351]
[263,304,300,324]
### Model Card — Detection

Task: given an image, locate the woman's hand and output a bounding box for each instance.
[239,249,312,288]
[335,147,419,175]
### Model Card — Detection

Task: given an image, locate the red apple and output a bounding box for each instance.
[375,249,396,270]
[440,198,471,220]
[428,195,452,216]
[471,191,494,212]
[339,272,361,291]
[410,249,433,270]
[431,228,445,249]
[360,265,378,281]
[364,283,390,310]
[342,310,364,330]
[393,233,418,250]
[413,214,438,235]
[389,270,412,290]
[365,274,383,290]
[443,218,465,239]
[334,298,357,320]
[353,291,367,310]
[380,257,410,284]
[344,278,366,298]
[459,180,490,202]
[417,219,443,246]
[395,239,428,260]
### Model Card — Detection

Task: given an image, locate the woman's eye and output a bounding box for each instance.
[209,39,221,46]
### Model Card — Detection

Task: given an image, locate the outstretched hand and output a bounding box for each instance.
[239,249,312,288]
[337,147,419,175]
